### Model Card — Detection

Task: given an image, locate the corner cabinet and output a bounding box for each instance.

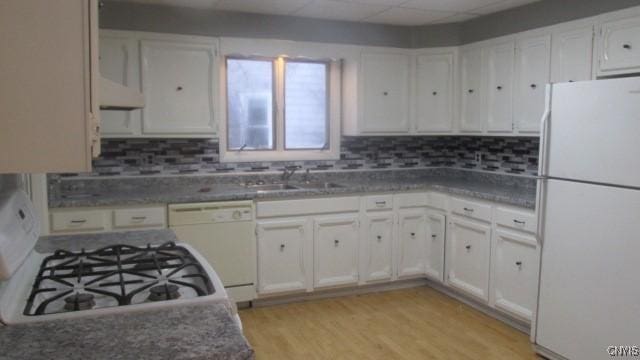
[99,31,219,138]
[485,41,515,134]
[414,53,454,133]
[140,38,218,136]
[0,0,100,173]
[513,35,551,135]
[256,219,313,295]
[358,52,410,134]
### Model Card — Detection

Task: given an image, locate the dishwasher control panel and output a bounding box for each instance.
[210,207,253,223]
[168,201,254,226]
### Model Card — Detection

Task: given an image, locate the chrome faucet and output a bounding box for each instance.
[281,167,298,182]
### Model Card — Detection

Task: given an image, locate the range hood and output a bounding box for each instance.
[99,77,145,110]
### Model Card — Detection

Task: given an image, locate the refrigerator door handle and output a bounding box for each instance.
[538,85,552,178]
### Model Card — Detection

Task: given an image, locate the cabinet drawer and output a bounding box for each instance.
[257,197,359,218]
[364,195,393,211]
[113,207,166,229]
[451,198,492,222]
[495,207,537,234]
[51,211,107,233]
[394,193,428,208]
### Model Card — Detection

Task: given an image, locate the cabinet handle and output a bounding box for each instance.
[516,261,523,268]
[280,244,285,251]
[513,219,526,225]
[432,91,438,96]
[334,239,340,246]
[465,245,472,250]
[463,207,474,212]
[131,216,147,221]
[383,91,388,96]
[431,234,437,239]
[410,232,416,237]
[377,235,382,241]
[70,219,87,224]
[497,86,502,90]
[530,84,537,89]
[375,201,387,207]
[467,89,474,94]
[623,44,632,50]
[176,86,183,91]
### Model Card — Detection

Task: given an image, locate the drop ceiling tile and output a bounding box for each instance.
[294,0,389,22]
[214,0,312,15]
[400,0,498,13]
[471,0,539,15]
[367,7,455,26]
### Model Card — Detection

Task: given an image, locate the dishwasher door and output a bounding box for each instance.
[169,201,256,302]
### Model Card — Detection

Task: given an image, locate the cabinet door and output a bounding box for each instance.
[360,52,410,133]
[447,217,491,301]
[491,229,539,321]
[415,53,453,133]
[485,42,514,133]
[425,212,446,283]
[257,219,311,295]
[141,39,217,135]
[362,212,394,282]
[459,47,484,133]
[598,16,640,75]
[99,32,140,136]
[314,215,360,288]
[514,35,551,134]
[551,27,594,83]
[397,209,428,278]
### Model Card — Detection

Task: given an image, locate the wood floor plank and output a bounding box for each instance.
[239,287,541,359]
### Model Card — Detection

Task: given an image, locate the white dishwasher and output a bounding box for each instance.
[169,200,256,303]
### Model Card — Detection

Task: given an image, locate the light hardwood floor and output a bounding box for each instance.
[239,287,540,360]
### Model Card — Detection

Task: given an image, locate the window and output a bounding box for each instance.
[222,55,340,162]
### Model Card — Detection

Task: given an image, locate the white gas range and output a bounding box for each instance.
[0,190,237,326]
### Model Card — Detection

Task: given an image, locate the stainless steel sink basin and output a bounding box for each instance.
[293,182,345,190]
[245,183,300,192]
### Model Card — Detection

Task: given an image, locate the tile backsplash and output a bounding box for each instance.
[52,136,539,178]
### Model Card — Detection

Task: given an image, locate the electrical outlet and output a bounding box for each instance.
[475,151,482,164]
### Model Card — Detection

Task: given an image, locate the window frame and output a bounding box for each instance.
[220,52,341,163]
[224,55,277,152]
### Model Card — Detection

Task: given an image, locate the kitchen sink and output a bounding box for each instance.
[293,182,345,190]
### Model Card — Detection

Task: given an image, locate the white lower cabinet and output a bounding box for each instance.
[425,211,446,282]
[490,229,539,321]
[314,215,360,288]
[362,212,394,283]
[256,219,312,295]
[397,209,429,278]
[447,217,492,302]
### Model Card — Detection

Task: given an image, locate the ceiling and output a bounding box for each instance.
[109,0,541,26]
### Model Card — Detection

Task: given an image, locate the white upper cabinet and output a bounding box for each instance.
[551,26,594,83]
[0,0,100,173]
[459,47,484,133]
[99,31,141,137]
[513,35,551,134]
[485,41,515,133]
[314,215,360,288]
[359,52,410,133]
[414,53,454,133]
[597,16,640,76]
[256,219,312,295]
[141,37,218,135]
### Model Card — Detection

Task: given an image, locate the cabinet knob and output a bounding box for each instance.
[468,89,474,94]
[334,239,340,246]
[377,235,382,241]
[497,86,503,90]
[465,245,472,250]
[463,207,474,212]
[280,244,285,251]
[431,234,437,239]
[530,84,537,89]
[410,232,416,237]
[383,91,388,96]
[432,91,438,96]
[516,261,523,268]
[176,86,183,91]
[623,44,632,50]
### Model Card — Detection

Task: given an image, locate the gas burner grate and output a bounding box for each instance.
[23,242,214,316]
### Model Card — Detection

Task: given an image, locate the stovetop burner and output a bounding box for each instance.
[64,293,95,311]
[23,242,215,317]
[148,284,181,301]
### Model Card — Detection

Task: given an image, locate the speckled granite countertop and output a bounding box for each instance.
[0,230,254,360]
[49,168,537,209]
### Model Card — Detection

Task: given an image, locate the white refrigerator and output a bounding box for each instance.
[534,77,640,359]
